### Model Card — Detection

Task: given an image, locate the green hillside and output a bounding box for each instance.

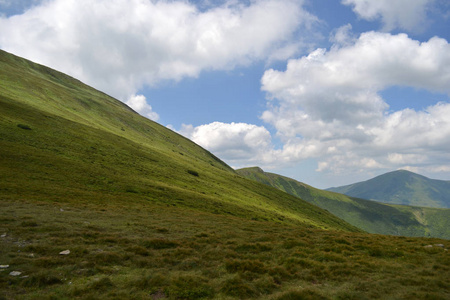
[327,170,450,208]
[237,167,450,239]
[1,50,449,299]
[0,49,354,231]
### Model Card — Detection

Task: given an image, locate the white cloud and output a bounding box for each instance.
[329,24,355,46]
[126,94,159,121]
[261,31,450,176]
[342,0,433,32]
[0,0,313,105]
[179,122,277,166]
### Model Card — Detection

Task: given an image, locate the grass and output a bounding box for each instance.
[0,49,358,232]
[0,49,449,298]
[0,200,449,299]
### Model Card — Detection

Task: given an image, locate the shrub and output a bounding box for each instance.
[125,187,139,193]
[187,170,199,177]
[17,124,32,130]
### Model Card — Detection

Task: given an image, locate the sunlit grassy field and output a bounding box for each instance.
[1,199,449,299]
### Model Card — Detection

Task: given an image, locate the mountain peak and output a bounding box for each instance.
[327,170,450,208]
[238,166,264,173]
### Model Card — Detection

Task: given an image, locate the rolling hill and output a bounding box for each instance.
[237,167,450,239]
[0,49,355,231]
[1,50,449,299]
[327,169,450,208]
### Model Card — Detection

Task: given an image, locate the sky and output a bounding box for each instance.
[1,0,450,188]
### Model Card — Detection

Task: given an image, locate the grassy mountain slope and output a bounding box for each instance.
[237,167,450,239]
[327,170,450,208]
[1,50,449,299]
[0,49,355,231]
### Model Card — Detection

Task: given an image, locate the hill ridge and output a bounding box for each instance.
[0,49,357,232]
[326,169,450,208]
[237,167,450,239]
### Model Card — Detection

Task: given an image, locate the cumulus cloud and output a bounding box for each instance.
[0,0,314,115]
[126,94,159,121]
[261,31,450,175]
[342,0,433,32]
[178,122,277,166]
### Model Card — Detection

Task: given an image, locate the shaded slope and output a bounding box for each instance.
[237,167,450,239]
[327,170,450,208]
[0,49,357,232]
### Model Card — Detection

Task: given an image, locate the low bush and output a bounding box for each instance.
[187,170,199,177]
[17,124,32,130]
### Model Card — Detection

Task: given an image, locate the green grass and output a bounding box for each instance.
[1,200,449,299]
[1,49,449,299]
[0,49,356,232]
[237,167,450,239]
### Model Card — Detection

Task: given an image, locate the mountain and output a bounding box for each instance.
[237,167,450,239]
[0,49,360,231]
[327,170,450,208]
[1,50,449,300]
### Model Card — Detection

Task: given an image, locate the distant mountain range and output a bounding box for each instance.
[327,170,450,208]
[237,167,450,239]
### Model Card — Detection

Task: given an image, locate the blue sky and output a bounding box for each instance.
[1,0,450,188]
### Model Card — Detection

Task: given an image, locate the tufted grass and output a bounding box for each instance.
[0,200,449,299]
